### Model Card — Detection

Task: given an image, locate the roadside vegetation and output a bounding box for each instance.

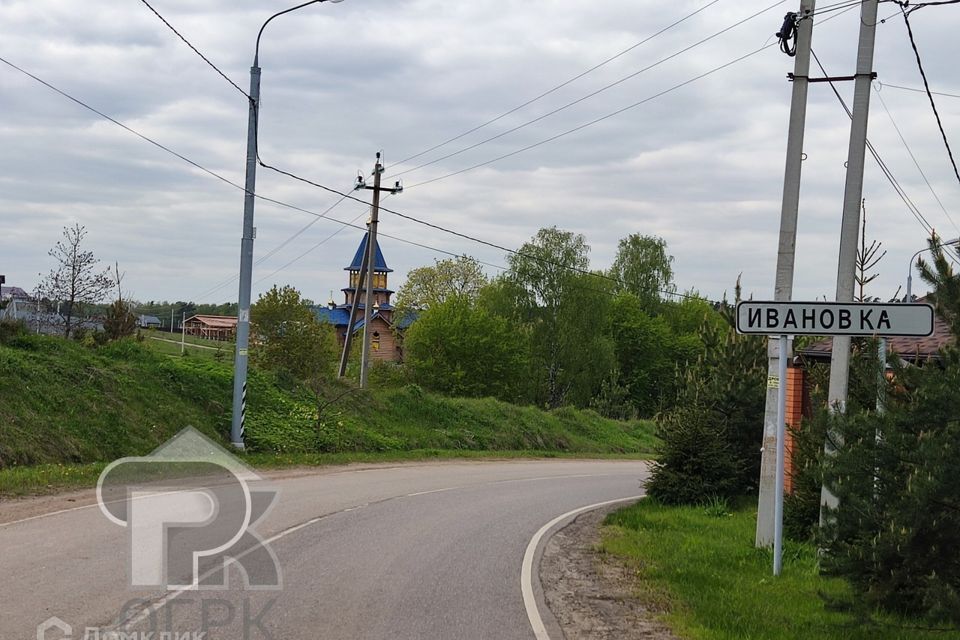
[602,499,959,640]
[620,234,960,632]
[0,328,656,496]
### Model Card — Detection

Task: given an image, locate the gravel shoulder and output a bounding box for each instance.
[540,505,677,640]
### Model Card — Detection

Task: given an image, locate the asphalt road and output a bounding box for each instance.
[0,459,649,640]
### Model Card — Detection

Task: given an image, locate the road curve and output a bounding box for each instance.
[0,459,649,640]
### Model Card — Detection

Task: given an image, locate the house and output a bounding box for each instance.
[314,232,415,363]
[0,286,31,303]
[138,315,162,329]
[2,297,103,335]
[183,314,237,341]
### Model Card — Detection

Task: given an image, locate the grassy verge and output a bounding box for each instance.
[602,500,959,640]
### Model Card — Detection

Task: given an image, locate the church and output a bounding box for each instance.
[314,232,415,362]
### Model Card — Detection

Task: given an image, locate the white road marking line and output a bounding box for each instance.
[521,495,644,640]
[406,488,456,497]
[0,489,189,528]
[401,473,626,499]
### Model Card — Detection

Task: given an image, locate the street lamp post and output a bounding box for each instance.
[231,0,345,450]
[905,238,959,301]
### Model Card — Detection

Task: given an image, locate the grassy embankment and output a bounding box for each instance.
[602,500,959,639]
[0,332,656,496]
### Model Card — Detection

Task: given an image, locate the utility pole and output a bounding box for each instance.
[756,0,816,549]
[338,247,368,378]
[230,61,261,451]
[181,311,186,356]
[822,0,879,516]
[338,153,402,388]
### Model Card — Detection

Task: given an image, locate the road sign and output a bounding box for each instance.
[736,301,934,337]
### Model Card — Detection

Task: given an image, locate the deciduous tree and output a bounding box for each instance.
[38,224,112,338]
[404,295,528,400]
[609,234,675,312]
[251,285,336,381]
[395,255,488,314]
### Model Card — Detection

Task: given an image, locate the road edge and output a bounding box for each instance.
[521,494,645,640]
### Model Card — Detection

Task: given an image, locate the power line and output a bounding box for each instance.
[191,190,353,300]
[389,0,788,181]
[254,6,862,291]
[254,158,705,302]
[0,55,520,296]
[896,4,960,189]
[874,87,959,234]
[391,0,726,170]
[879,81,960,100]
[810,49,936,236]
[403,44,772,189]
[137,0,249,100]
[397,2,867,190]
[806,0,869,18]
[0,55,250,193]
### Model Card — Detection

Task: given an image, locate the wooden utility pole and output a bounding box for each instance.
[338,153,402,388]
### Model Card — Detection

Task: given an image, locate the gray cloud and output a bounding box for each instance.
[1,0,959,308]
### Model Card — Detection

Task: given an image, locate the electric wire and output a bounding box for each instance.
[191,190,352,301]
[879,81,960,100]
[874,87,959,234]
[390,1,863,189]
[0,55,700,304]
[0,56,508,294]
[402,45,773,189]
[252,161,704,302]
[253,5,863,287]
[390,0,726,169]
[896,4,960,189]
[389,0,789,180]
[137,0,250,100]
[811,49,936,236]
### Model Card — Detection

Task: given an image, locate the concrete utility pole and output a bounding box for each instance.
[756,0,816,549]
[822,0,879,515]
[230,0,346,450]
[339,153,402,388]
[230,61,261,451]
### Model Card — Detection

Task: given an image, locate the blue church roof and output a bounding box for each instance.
[314,306,351,326]
[346,232,392,273]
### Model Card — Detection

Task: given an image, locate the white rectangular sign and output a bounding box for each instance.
[736,301,934,337]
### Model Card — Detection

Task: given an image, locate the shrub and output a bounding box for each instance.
[646,302,766,504]
[819,353,960,624]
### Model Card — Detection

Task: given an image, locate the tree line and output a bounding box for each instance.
[397,227,726,418]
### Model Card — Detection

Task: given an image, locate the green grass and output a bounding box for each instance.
[141,329,234,362]
[602,500,960,640]
[0,332,655,496]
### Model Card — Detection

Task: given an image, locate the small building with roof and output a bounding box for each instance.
[183,314,237,341]
[314,232,415,362]
[138,314,162,329]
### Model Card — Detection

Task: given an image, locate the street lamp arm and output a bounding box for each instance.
[254,0,328,66]
[906,238,960,301]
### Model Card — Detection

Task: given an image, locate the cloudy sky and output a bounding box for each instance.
[1,0,958,307]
